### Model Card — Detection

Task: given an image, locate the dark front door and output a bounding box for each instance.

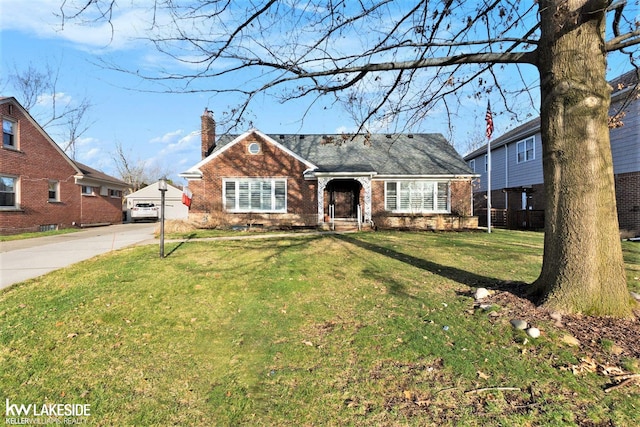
[327,180,360,218]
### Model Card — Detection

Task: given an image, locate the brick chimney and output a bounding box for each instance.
[201,108,216,159]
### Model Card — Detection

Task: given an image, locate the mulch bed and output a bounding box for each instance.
[487,281,640,363]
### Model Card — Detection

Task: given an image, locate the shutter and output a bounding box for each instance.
[225,181,236,210]
[275,180,286,210]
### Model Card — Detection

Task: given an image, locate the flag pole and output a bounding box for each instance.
[485,101,494,234]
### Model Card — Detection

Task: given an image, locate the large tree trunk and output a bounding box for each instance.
[533,0,633,316]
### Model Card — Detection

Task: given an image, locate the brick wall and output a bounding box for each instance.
[615,171,640,235]
[371,178,477,230]
[80,189,124,226]
[189,133,318,227]
[1,100,123,234]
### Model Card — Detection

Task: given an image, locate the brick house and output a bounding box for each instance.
[463,69,640,235]
[1,97,129,235]
[179,110,477,230]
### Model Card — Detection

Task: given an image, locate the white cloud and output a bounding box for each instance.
[150,129,184,144]
[1,0,158,51]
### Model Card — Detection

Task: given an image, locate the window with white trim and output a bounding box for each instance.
[385,180,450,213]
[516,137,535,163]
[1,175,18,208]
[3,118,17,148]
[248,142,261,154]
[48,180,59,201]
[224,179,286,212]
[82,185,94,195]
[469,159,475,173]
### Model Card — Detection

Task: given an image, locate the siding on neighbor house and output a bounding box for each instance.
[610,96,640,175]
[471,133,544,194]
[463,70,640,233]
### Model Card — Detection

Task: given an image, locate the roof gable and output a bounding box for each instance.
[1,97,82,175]
[181,129,317,178]
[125,181,183,199]
[2,97,127,189]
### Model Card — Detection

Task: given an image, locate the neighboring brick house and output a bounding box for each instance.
[463,69,640,235]
[180,110,477,230]
[1,97,129,235]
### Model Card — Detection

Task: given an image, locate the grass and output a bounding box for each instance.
[1,230,638,426]
[0,227,80,241]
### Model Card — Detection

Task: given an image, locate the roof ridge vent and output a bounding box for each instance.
[408,134,414,138]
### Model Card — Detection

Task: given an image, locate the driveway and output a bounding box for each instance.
[0,223,156,290]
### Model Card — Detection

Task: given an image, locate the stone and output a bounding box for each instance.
[526,327,541,338]
[510,319,528,330]
[474,288,490,300]
[479,304,493,311]
[549,311,563,327]
[630,292,640,302]
[561,334,580,347]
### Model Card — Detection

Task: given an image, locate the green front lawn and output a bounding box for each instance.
[1,230,638,426]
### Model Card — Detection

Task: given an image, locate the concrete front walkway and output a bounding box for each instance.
[0,223,156,290]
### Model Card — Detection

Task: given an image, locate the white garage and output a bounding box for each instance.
[125,181,189,221]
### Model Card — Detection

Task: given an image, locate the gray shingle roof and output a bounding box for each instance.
[215,132,474,176]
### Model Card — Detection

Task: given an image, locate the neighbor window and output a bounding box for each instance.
[469,159,475,173]
[0,175,17,208]
[517,137,535,163]
[385,180,450,213]
[82,185,94,195]
[3,118,16,148]
[48,180,59,201]
[109,189,122,198]
[224,179,286,212]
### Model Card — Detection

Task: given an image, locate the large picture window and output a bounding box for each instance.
[224,179,286,212]
[0,175,17,208]
[517,137,535,163]
[385,180,450,213]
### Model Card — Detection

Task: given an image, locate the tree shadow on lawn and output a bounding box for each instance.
[334,233,536,303]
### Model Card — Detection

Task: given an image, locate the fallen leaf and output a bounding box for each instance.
[477,371,490,380]
[67,333,78,338]
[302,340,314,347]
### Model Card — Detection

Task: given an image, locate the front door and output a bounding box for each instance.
[327,180,360,218]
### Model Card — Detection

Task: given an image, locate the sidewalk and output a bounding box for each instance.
[0,223,156,290]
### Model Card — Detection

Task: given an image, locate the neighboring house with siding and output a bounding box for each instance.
[180,110,478,231]
[463,69,640,235]
[1,96,129,235]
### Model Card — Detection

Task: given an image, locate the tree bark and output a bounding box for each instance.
[533,0,633,316]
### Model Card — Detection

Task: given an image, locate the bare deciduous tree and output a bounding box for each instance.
[5,60,95,159]
[112,142,171,193]
[60,0,640,316]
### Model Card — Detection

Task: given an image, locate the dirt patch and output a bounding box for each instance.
[487,282,640,364]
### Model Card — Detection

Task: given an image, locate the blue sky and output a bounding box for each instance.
[1,0,636,184]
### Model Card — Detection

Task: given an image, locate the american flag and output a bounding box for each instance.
[485,101,494,139]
